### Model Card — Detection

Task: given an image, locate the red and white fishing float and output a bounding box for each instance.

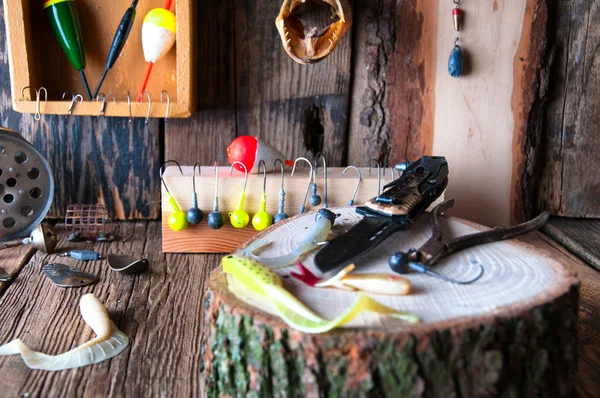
[227,136,292,173]
[137,0,176,101]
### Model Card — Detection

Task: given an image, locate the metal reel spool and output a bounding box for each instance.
[0,128,54,242]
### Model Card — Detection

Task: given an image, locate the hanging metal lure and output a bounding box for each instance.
[448,0,464,78]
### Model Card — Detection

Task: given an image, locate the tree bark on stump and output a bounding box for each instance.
[203,271,578,397]
[202,209,579,397]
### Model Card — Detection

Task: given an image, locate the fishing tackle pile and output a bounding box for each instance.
[222,255,420,334]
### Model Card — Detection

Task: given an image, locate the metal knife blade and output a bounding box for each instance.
[314,156,449,273]
[314,217,411,272]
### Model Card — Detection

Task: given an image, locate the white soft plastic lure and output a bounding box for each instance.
[239,209,337,268]
[0,294,129,371]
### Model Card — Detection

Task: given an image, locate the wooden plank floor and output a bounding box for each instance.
[0,221,597,397]
[0,222,220,397]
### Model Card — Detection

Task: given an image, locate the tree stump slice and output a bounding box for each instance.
[203,207,579,397]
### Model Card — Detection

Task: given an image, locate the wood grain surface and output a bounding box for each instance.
[225,209,573,326]
[520,231,600,398]
[0,222,219,397]
[203,213,581,396]
[0,244,35,296]
[160,166,391,253]
[543,217,600,272]
[233,0,352,166]
[4,0,195,118]
[164,0,237,165]
[347,0,437,165]
[432,0,549,226]
[1,0,556,222]
[538,0,600,218]
[0,4,161,220]
[539,0,600,217]
[0,221,597,396]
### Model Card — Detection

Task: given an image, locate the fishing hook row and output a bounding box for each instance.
[160,157,403,232]
[20,86,170,123]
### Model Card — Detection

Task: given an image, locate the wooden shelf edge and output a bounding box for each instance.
[12,100,193,119]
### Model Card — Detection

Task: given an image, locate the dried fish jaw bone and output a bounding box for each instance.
[276,0,352,64]
[0,294,129,371]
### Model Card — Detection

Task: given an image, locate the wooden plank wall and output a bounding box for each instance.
[0,3,161,219]
[0,0,551,224]
[538,0,600,218]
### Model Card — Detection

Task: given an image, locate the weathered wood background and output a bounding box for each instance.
[538,0,600,218]
[0,0,596,223]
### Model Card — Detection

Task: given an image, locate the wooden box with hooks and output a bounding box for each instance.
[160,165,398,253]
[3,0,195,118]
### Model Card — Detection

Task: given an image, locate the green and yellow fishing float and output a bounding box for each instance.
[43,0,92,100]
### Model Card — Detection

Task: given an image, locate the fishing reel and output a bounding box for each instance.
[0,128,56,252]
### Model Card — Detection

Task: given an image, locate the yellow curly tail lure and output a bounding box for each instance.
[222,255,420,334]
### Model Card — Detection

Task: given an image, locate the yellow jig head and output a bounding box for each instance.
[160,160,188,231]
[252,160,273,231]
[228,161,249,228]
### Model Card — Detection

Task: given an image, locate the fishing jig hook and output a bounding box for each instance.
[63,92,82,115]
[160,160,188,231]
[273,159,288,223]
[142,90,152,124]
[161,90,170,121]
[383,163,395,181]
[313,152,328,208]
[229,161,250,228]
[207,161,224,229]
[292,157,314,214]
[368,159,382,195]
[35,88,48,121]
[252,160,273,231]
[186,163,204,224]
[342,166,361,206]
[127,90,133,123]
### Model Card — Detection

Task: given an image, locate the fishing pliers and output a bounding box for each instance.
[388,199,550,284]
